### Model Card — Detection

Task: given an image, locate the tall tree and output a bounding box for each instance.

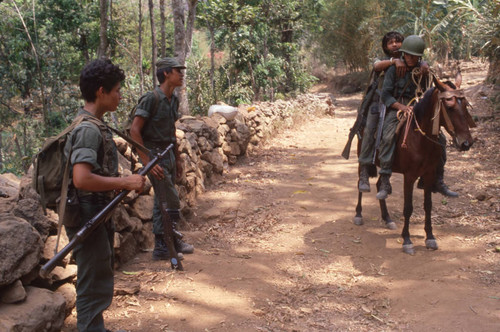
[160,0,166,57]
[172,0,199,115]
[148,0,158,86]
[97,0,109,58]
[138,0,144,95]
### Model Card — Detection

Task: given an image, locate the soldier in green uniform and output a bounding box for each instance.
[130,57,194,261]
[376,35,458,199]
[376,35,430,200]
[64,59,145,332]
[358,31,405,192]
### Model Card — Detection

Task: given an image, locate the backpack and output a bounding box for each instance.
[32,115,113,214]
[122,89,160,135]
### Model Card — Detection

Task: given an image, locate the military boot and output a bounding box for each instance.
[358,165,371,192]
[435,157,458,197]
[152,234,184,261]
[167,209,195,254]
[417,177,424,189]
[434,176,458,197]
[376,174,392,200]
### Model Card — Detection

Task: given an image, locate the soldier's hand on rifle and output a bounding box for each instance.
[150,164,164,180]
[394,58,406,78]
[124,174,146,193]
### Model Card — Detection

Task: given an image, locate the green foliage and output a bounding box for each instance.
[0,0,497,175]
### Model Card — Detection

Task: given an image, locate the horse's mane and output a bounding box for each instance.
[413,80,456,122]
[413,88,435,122]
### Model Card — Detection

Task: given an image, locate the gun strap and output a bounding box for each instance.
[108,126,151,156]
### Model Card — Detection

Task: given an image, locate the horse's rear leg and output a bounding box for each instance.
[402,177,415,255]
[424,187,438,250]
[354,192,363,225]
[376,177,396,229]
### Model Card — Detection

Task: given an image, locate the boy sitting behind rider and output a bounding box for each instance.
[358,31,405,192]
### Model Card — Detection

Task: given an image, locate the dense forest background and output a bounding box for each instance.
[0,0,498,175]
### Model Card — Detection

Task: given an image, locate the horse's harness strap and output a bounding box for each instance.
[438,90,465,99]
[433,89,476,135]
[440,90,478,129]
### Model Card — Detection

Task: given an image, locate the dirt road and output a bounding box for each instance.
[64,62,499,332]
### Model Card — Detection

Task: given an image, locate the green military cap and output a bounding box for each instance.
[156,57,187,70]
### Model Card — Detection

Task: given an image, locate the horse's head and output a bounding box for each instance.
[432,72,475,151]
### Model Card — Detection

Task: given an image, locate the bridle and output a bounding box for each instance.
[399,69,476,148]
[432,89,476,136]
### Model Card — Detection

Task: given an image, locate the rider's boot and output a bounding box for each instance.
[433,158,458,197]
[376,174,392,200]
[358,165,371,192]
[417,177,424,189]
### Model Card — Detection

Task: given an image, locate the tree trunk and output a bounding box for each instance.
[97,0,109,58]
[209,25,216,102]
[138,0,144,95]
[148,0,158,87]
[0,130,3,171]
[172,0,186,62]
[109,0,115,57]
[172,0,199,115]
[160,0,166,57]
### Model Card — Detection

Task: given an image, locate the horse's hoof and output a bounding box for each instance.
[376,190,389,200]
[358,183,370,192]
[403,244,415,255]
[425,239,439,250]
[353,216,363,226]
[385,221,397,230]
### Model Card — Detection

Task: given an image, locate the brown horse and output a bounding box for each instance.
[354,72,475,254]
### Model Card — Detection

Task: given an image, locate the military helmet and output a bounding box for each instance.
[399,35,425,56]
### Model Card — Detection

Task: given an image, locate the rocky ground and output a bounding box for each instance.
[60,59,499,332]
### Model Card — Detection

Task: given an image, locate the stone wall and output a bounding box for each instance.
[0,93,335,330]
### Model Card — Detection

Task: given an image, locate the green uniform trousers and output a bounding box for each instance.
[65,196,114,332]
[358,102,381,165]
[147,148,180,235]
[377,109,399,175]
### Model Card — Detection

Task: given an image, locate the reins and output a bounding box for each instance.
[398,67,436,148]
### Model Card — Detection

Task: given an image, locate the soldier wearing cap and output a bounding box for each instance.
[130,57,194,261]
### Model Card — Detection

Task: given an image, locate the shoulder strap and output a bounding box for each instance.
[150,89,161,119]
[54,115,87,253]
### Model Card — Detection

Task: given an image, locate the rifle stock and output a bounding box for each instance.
[39,144,174,278]
[341,72,380,160]
[341,129,356,160]
[160,204,183,271]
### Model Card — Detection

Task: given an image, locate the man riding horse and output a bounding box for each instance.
[375,35,458,200]
[352,34,458,199]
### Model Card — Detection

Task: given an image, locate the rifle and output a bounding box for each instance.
[341,71,379,160]
[39,144,174,278]
[157,187,183,271]
[372,103,386,164]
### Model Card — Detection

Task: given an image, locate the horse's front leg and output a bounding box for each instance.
[402,176,415,255]
[354,191,364,225]
[424,183,438,250]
